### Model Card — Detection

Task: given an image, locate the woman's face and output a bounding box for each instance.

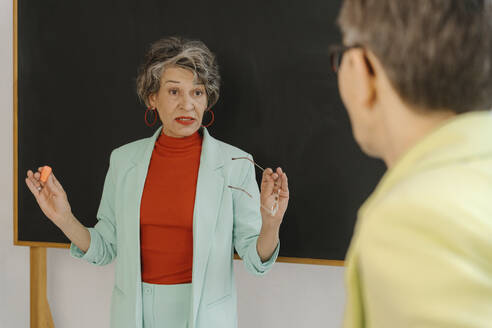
[149,66,208,138]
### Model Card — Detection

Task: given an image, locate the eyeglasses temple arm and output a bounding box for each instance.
[231,157,265,172]
[227,185,253,198]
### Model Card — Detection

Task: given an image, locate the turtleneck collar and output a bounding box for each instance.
[154,131,202,156]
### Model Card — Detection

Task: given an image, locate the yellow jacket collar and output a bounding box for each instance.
[364,110,492,211]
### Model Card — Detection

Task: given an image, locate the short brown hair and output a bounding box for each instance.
[338,0,492,113]
[136,37,221,108]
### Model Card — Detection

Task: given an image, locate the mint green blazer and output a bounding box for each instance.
[70,127,279,328]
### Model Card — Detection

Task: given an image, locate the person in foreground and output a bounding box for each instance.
[332,1,492,327]
[25,37,289,328]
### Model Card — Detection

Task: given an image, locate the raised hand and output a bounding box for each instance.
[260,167,289,227]
[25,167,72,226]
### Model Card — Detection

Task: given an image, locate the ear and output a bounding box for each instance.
[348,48,377,109]
[148,93,157,109]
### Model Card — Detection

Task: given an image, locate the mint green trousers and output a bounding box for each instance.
[142,282,191,328]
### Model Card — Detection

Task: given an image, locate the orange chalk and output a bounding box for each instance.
[40,166,52,183]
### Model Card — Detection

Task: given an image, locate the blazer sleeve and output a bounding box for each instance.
[70,150,118,266]
[232,154,280,275]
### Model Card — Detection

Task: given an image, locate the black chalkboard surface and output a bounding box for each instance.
[15,0,386,263]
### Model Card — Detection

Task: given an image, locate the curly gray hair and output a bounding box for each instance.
[136,37,221,109]
[338,0,492,113]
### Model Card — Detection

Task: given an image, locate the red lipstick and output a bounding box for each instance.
[175,116,196,126]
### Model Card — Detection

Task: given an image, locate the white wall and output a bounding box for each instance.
[0,0,346,326]
[0,1,30,327]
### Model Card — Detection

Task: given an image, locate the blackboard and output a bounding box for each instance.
[14,0,386,264]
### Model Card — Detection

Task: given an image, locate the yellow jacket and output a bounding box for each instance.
[344,111,492,327]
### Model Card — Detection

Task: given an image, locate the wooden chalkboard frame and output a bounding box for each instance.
[12,0,348,266]
[12,0,82,250]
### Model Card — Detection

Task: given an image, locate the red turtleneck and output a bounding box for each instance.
[140,131,202,284]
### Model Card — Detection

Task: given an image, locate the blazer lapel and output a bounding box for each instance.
[124,127,162,328]
[191,128,224,325]
[126,126,163,256]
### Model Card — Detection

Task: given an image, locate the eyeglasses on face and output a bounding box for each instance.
[329,44,363,73]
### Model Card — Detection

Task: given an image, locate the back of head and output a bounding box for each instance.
[338,0,492,114]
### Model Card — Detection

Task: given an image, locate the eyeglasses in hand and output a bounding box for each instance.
[227,157,280,216]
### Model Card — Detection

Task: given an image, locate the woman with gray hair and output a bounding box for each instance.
[333,0,492,327]
[25,36,289,328]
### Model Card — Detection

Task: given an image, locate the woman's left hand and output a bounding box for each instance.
[260,167,289,227]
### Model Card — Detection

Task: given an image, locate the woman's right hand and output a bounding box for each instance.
[25,167,72,226]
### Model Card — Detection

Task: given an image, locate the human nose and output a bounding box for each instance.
[179,93,195,111]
